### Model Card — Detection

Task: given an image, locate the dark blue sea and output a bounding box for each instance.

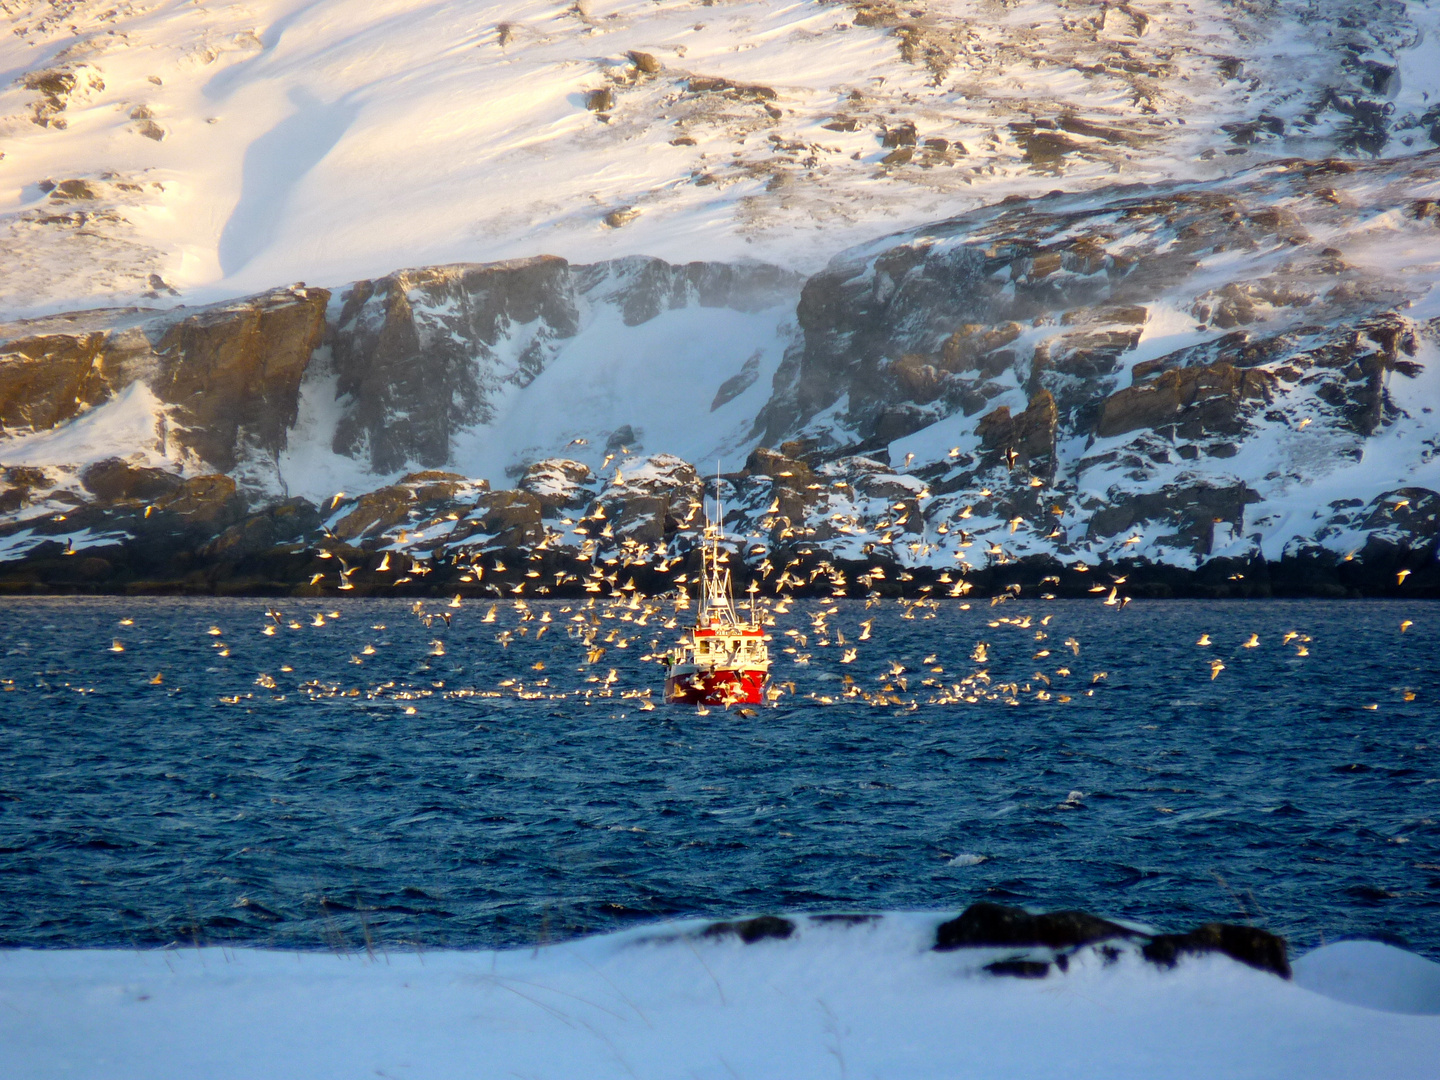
[0,596,1436,957]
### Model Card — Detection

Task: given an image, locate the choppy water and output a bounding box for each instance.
[0,596,1436,957]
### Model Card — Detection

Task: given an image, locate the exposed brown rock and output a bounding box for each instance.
[152,287,330,469]
[745,447,815,485]
[0,287,328,470]
[330,473,478,542]
[80,459,183,503]
[882,122,917,147]
[627,51,661,74]
[887,354,945,403]
[939,323,1022,373]
[0,331,107,431]
[151,474,242,526]
[50,179,99,201]
[977,390,1057,470]
[397,471,469,503]
[4,466,49,488]
[686,76,777,101]
[592,454,703,543]
[332,486,414,541]
[1097,361,1274,439]
[462,489,545,548]
[744,447,823,524]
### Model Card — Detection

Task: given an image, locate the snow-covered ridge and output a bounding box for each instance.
[3,0,1440,316]
[2,910,1436,1079]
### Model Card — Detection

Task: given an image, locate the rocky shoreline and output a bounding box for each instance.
[0,448,1433,599]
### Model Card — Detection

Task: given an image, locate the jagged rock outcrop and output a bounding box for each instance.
[975,390,1058,473]
[589,454,704,544]
[743,446,827,525]
[0,286,329,470]
[0,329,107,431]
[150,288,330,468]
[1086,483,1259,557]
[331,472,482,541]
[1096,362,1275,439]
[456,490,545,548]
[206,498,322,560]
[151,474,243,527]
[757,154,1435,452]
[519,459,594,512]
[329,258,580,473]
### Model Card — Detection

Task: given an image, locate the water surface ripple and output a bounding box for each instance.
[0,597,1436,956]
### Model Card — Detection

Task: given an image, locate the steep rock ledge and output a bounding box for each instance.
[0,287,330,470]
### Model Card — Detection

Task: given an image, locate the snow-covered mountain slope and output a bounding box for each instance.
[2,913,1437,1080]
[3,0,1440,316]
[5,3,1440,590]
[10,149,1440,591]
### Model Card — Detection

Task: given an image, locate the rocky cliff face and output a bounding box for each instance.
[744,150,1440,575]
[1,151,1439,594]
[760,154,1434,449]
[0,254,802,486]
[329,258,580,474]
[0,286,330,470]
[327,255,800,473]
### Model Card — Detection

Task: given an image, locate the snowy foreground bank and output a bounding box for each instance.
[2,913,1438,1079]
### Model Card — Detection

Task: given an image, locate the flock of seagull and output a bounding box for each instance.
[94,577,1425,712]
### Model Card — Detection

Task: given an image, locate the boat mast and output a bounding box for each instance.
[700,465,737,627]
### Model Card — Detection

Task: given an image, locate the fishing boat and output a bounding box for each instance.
[662,500,770,706]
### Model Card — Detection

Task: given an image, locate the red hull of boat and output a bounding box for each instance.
[664,668,767,706]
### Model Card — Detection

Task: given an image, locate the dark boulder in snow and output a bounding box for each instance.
[937,903,1291,980]
[627,51,661,75]
[935,902,1136,951]
[1143,923,1291,979]
[701,915,795,943]
[984,959,1052,979]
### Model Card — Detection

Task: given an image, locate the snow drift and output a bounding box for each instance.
[1,912,1436,1079]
